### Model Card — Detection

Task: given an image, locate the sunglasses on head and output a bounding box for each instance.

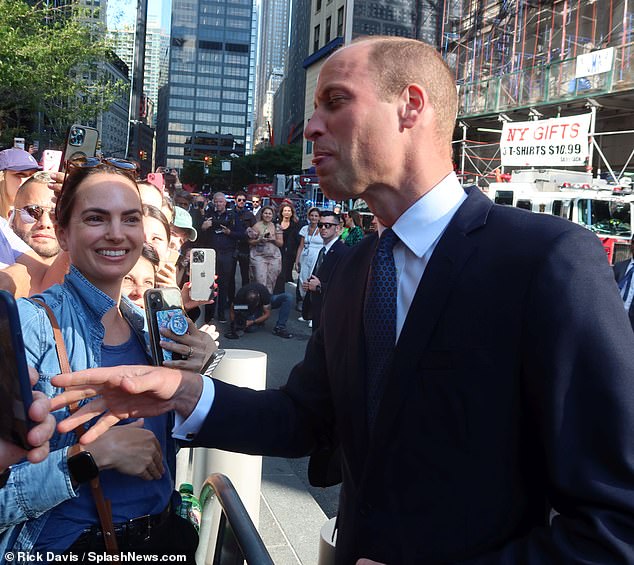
[318,222,339,229]
[66,156,138,173]
[16,205,56,224]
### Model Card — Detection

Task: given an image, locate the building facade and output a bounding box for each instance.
[157,0,255,170]
[96,52,131,158]
[442,0,634,180]
[108,17,169,127]
[301,0,443,169]
[274,0,311,147]
[253,0,291,148]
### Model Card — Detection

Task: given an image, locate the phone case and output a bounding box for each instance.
[63,124,99,166]
[144,287,187,366]
[189,248,216,302]
[0,290,34,449]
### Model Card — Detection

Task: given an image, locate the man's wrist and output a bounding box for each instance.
[173,371,204,419]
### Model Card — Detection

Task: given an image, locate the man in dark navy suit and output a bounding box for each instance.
[302,210,348,332]
[613,238,634,331]
[53,36,634,565]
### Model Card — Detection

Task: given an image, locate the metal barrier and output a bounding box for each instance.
[196,473,274,565]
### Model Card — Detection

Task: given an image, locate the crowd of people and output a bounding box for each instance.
[3,34,634,565]
[0,115,374,562]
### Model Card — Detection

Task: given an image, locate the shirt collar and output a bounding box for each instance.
[323,236,340,253]
[378,172,466,258]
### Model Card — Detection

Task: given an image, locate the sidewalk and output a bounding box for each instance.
[259,457,329,564]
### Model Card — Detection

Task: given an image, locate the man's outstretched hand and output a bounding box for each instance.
[50,366,203,444]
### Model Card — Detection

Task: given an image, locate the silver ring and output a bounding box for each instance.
[186,346,193,359]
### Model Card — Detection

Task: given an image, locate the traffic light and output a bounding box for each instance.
[204,155,210,164]
[138,150,148,161]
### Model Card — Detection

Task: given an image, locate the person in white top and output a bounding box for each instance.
[294,206,323,299]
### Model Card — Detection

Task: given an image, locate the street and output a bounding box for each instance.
[214,294,341,519]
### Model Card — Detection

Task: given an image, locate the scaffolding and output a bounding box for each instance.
[441,1,634,117]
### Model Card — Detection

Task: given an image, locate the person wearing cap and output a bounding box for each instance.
[0,147,42,218]
[171,205,198,250]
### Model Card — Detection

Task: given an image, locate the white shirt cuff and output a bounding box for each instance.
[172,375,215,441]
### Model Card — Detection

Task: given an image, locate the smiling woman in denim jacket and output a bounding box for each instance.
[0,161,203,562]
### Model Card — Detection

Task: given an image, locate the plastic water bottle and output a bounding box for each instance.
[177,483,202,532]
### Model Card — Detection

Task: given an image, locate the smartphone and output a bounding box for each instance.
[201,348,225,376]
[146,172,164,192]
[0,290,33,450]
[189,248,216,302]
[167,247,181,265]
[42,149,63,173]
[62,124,99,167]
[144,287,188,366]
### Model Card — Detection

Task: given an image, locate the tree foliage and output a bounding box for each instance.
[181,144,303,193]
[0,0,125,147]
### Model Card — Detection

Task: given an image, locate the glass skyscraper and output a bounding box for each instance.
[159,0,255,169]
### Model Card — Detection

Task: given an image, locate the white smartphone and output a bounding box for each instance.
[189,248,216,302]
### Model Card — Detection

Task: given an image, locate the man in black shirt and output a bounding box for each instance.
[199,192,243,322]
[231,191,256,300]
[225,282,293,339]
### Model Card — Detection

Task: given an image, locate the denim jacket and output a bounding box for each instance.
[0,266,157,561]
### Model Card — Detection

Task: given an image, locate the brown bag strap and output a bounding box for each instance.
[32,299,119,554]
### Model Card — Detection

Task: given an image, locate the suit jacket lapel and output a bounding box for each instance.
[360,188,493,482]
[334,234,376,471]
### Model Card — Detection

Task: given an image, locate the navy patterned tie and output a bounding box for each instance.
[364,228,399,429]
[619,266,634,302]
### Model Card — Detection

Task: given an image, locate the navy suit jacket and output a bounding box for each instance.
[613,259,634,330]
[309,238,348,332]
[194,187,634,564]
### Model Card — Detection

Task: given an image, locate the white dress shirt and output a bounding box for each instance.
[622,259,634,312]
[381,172,467,341]
[174,172,467,439]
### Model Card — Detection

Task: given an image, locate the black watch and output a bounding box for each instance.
[68,449,99,484]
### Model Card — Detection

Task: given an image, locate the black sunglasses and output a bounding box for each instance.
[236,197,246,202]
[318,222,339,229]
[16,205,56,224]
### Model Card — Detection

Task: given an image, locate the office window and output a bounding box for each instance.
[315,0,321,11]
[337,6,344,36]
[325,16,331,43]
[313,24,320,53]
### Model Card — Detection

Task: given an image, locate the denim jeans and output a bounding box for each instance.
[271,292,291,327]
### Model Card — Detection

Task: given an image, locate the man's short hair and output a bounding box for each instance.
[174,189,192,202]
[357,37,458,157]
[320,210,340,223]
[18,171,52,191]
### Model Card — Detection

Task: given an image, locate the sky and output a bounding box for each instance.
[108,0,171,32]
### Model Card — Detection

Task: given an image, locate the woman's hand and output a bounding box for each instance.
[0,367,56,469]
[156,261,178,287]
[160,317,219,372]
[47,171,66,204]
[88,419,164,480]
[181,281,215,311]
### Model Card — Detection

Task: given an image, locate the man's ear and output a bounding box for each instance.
[399,84,427,129]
